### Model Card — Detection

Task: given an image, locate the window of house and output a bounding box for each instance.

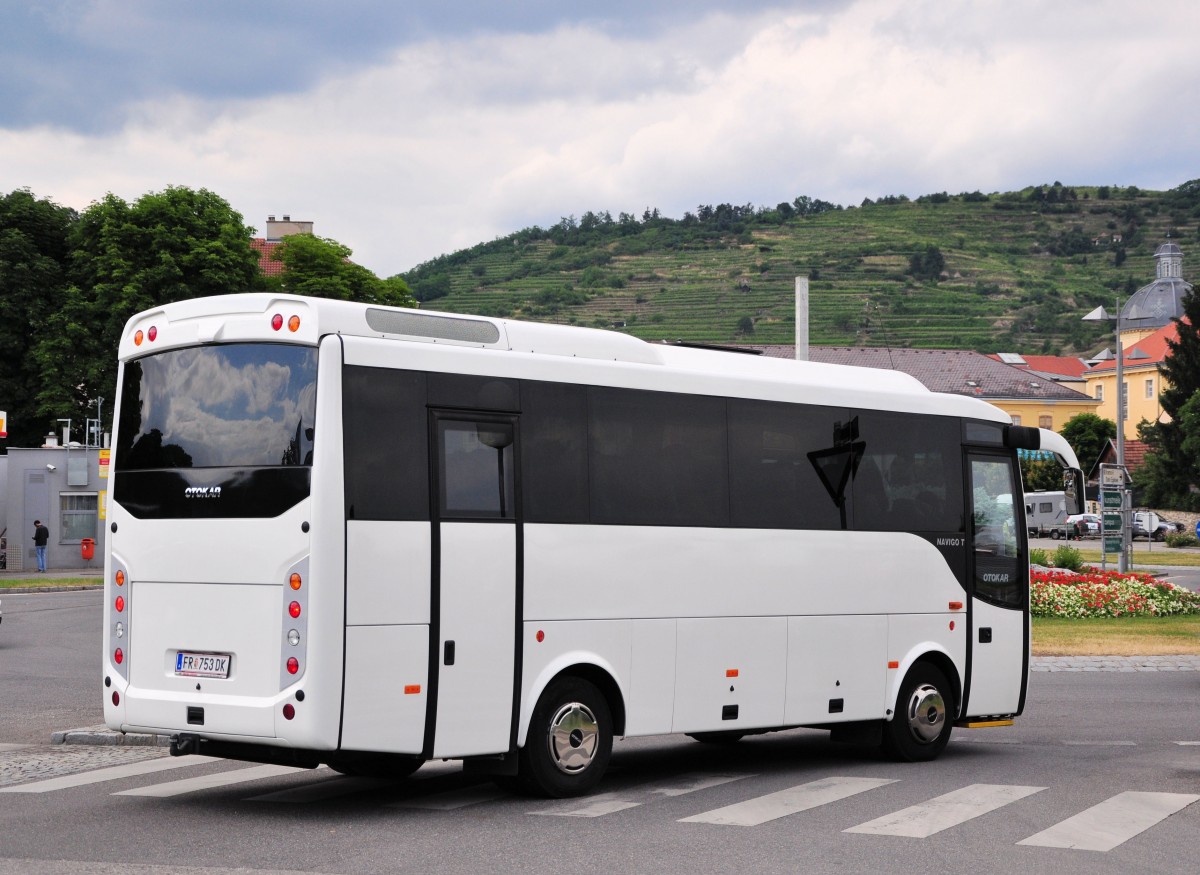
[1038,415,1052,429]
[1010,415,1022,426]
[1145,378,1154,399]
[1095,384,1103,402]
[60,493,98,543]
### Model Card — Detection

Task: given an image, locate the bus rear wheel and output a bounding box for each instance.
[882,662,953,762]
[519,676,612,798]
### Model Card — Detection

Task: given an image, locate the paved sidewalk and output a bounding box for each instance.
[1030,655,1200,671]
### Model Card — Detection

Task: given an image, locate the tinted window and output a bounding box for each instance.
[521,382,589,523]
[589,388,729,527]
[728,400,848,529]
[428,373,519,411]
[970,455,1023,606]
[437,418,515,519]
[116,344,317,470]
[343,366,429,520]
[852,411,964,532]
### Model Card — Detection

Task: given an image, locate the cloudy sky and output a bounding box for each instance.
[3,0,1198,278]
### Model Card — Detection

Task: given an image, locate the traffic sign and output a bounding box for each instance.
[1104,536,1123,553]
[1101,491,1123,508]
[1103,513,1122,530]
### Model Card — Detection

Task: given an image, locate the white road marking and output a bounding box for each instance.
[1018,791,1200,851]
[845,784,1044,837]
[0,755,207,794]
[680,776,897,826]
[534,773,748,818]
[112,763,304,797]
[388,784,508,810]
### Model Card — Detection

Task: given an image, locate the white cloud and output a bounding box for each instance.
[3,0,1199,277]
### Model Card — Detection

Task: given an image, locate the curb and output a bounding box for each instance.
[1,585,103,594]
[50,726,171,747]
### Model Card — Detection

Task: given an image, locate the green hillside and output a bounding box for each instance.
[402,182,1200,354]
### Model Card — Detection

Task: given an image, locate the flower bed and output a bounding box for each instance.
[1030,568,1200,618]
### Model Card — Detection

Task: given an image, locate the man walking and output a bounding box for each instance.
[33,519,49,573]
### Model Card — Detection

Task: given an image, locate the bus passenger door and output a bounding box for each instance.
[964,453,1027,718]
[429,414,519,759]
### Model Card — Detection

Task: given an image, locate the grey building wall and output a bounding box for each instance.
[3,446,107,572]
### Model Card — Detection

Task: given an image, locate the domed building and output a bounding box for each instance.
[1119,240,1193,343]
[1085,239,1193,441]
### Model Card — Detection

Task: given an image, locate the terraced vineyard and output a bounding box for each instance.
[402,183,1200,353]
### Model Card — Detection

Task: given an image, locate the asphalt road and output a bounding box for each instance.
[2,591,1199,874]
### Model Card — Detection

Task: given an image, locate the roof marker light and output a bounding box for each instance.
[134,330,144,346]
[288,315,301,332]
[271,314,283,331]
[148,326,157,341]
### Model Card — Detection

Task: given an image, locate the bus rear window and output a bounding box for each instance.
[115,344,317,470]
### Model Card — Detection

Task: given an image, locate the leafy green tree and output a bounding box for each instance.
[268,233,416,307]
[1134,290,1200,509]
[1059,412,1117,472]
[34,187,260,432]
[0,189,76,448]
[1020,457,1062,492]
[907,244,945,282]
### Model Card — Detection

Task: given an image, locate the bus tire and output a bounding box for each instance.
[882,662,953,762]
[686,731,746,744]
[327,754,424,780]
[519,676,612,798]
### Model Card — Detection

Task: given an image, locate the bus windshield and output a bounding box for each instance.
[115,343,317,471]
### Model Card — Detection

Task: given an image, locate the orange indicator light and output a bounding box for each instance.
[404,685,422,695]
[134,330,144,346]
[888,661,900,669]
[288,315,301,332]
[115,570,125,586]
[949,601,963,611]
[535,630,545,643]
[726,669,739,678]
[289,573,302,590]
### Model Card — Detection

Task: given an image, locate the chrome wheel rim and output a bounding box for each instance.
[547,701,599,774]
[904,683,946,744]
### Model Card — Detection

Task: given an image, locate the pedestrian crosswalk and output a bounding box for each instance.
[2,755,1196,853]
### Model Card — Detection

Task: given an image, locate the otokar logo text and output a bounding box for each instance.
[184,486,222,499]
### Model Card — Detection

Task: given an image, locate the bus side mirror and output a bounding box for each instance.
[1063,467,1086,515]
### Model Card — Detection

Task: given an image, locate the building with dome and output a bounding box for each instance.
[1084,240,1193,441]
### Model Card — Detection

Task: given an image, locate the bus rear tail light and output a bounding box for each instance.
[112,691,120,706]
[281,558,309,689]
[109,558,131,682]
[283,703,295,720]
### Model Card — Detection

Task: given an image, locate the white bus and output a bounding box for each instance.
[102,294,1084,797]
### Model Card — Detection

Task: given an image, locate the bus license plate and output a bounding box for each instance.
[175,651,230,678]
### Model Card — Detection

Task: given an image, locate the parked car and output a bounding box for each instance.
[1051,513,1100,540]
[1132,511,1175,541]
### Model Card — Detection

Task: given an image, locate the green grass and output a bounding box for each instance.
[1068,549,1200,567]
[0,577,98,589]
[1033,615,1200,655]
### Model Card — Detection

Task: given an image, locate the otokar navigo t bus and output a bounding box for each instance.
[102,294,1084,797]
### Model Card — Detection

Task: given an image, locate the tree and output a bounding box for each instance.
[33,187,260,435]
[1134,290,1200,509]
[1059,412,1117,472]
[268,233,416,307]
[0,189,76,448]
[907,244,945,282]
[1020,457,1062,492]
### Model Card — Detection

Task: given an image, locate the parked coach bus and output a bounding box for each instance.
[102,294,1084,797]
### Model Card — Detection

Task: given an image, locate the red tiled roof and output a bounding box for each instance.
[1088,320,1185,372]
[987,354,1091,378]
[251,238,284,276]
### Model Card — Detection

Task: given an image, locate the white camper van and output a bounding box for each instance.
[1025,491,1067,537]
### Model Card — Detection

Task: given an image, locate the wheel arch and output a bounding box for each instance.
[887,646,962,722]
[519,657,627,747]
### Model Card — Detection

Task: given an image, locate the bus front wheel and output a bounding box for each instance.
[882,662,953,762]
[519,676,613,798]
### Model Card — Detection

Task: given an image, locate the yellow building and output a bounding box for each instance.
[1084,241,1192,441]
